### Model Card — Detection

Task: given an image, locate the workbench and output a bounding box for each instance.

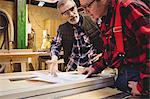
[0,70,121,99]
[0,49,48,72]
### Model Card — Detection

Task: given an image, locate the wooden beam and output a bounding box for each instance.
[17,0,26,48]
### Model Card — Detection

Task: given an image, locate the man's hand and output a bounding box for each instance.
[101,67,118,76]
[46,60,59,77]
[82,66,95,77]
[46,55,59,77]
[128,81,141,96]
[91,53,103,63]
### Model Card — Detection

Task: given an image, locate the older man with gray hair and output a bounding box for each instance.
[47,0,103,76]
[80,0,150,96]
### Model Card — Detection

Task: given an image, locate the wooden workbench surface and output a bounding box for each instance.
[62,87,122,99]
[0,70,117,99]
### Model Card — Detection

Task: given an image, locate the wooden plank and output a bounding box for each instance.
[62,87,122,99]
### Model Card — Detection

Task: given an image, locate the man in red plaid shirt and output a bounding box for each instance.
[80,0,150,96]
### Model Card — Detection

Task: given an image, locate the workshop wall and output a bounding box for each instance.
[0,1,15,21]
[28,5,63,50]
[0,1,63,50]
[0,1,63,72]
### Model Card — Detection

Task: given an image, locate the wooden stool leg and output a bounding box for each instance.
[0,64,6,73]
[21,62,26,72]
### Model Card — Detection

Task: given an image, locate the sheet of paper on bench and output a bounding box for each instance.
[29,72,88,83]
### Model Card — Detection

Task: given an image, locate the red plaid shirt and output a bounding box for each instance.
[92,0,150,93]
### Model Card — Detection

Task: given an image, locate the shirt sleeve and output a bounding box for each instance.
[50,29,62,58]
[122,1,150,94]
[92,57,107,73]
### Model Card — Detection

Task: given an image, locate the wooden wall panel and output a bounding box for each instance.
[0,1,15,21]
[28,5,63,50]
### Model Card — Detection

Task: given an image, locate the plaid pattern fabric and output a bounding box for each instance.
[50,29,62,57]
[51,21,96,70]
[67,25,96,70]
[93,0,150,92]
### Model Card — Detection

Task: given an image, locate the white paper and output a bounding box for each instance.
[29,72,88,83]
